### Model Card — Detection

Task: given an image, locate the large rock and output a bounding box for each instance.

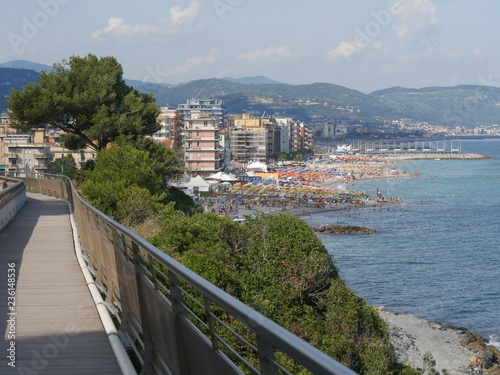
[312,224,377,234]
[459,330,500,373]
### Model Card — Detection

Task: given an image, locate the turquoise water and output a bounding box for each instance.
[303,138,500,347]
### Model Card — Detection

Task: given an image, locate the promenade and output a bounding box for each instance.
[0,193,121,374]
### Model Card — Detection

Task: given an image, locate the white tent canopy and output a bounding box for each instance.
[183,175,212,192]
[246,161,268,172]
[206,172,238,182]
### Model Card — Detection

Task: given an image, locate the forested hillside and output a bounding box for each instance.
[0,68,39,112]
[371,85,500,127]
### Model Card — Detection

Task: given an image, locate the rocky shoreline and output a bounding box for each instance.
[376,307,500,374]
[312,224,377,234]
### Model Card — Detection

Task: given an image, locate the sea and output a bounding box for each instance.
[303,138,500,348]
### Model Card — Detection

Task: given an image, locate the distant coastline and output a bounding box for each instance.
[386,152,493,160]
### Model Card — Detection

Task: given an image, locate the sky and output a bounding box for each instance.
[1,0,500,94]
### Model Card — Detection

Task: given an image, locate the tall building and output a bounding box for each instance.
[229,114,279,163]
[154,107,183,151]
[153,100,228,175]
[275,118,292,154]
[177,99,226,129]
[183,111,222,176]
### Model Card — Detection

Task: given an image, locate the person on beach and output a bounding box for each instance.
[470,356,483,374]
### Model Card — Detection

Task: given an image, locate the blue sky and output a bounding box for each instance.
[1,0,499,93]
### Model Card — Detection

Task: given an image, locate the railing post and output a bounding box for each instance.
[147,254,159,291]
[204,298,219,350]
[168,271,190,375]
[257,335,279,375]
[131,242,155,375]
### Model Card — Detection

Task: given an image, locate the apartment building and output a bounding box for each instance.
[1,125,97,173]
[154,107,183,151]
[177,99,226,129]
[183,111,222,176]
[2,131,51,173]
[0,113,15,172]
[50,145,96,167]
[229,114,281,163]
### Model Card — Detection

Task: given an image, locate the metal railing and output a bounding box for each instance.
[3,172,358,375]
[0,175,26,230]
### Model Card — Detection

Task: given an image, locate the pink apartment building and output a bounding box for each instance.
[183,111,222,176]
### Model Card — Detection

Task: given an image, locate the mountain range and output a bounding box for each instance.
[1,59,500,128]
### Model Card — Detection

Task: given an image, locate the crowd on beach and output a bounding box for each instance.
[194,155,407,218]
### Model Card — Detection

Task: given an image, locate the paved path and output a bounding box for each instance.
[0,193,121,374]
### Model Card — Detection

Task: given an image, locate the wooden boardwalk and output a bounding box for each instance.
[0,193,122,374]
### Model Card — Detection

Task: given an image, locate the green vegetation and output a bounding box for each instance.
[0,67,39,112]
[422,352,450,375]
[371,85,500,127]
[7,54,160,151]
[79,139,200,225]
[148,212,419,375]
[47,154,78,179]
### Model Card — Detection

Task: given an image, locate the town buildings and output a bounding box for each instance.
[0,113,96,173]
[1,98,316,176]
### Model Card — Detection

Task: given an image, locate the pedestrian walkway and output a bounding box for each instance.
[0,193,121,374]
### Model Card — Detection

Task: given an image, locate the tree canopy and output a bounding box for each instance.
[47,154,78,179]
[8,54,161,151]
[79,141,199,225]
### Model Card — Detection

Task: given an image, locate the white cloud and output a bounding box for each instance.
[91,17,156,40]
[91,1,201,41]
[168,48,218,76]
[237,46,296,62]
[170,1,201,24]
[472,48,485,62]
[390,0,438,37]
[326,0,439,62]
[327,40,365,60]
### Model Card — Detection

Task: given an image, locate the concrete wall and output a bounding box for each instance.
[0,180,26,231]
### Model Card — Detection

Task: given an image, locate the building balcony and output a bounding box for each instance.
[185,156,221,162]
[34,153,50,159]
[184,138,219,143]
[185,128,218,133]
